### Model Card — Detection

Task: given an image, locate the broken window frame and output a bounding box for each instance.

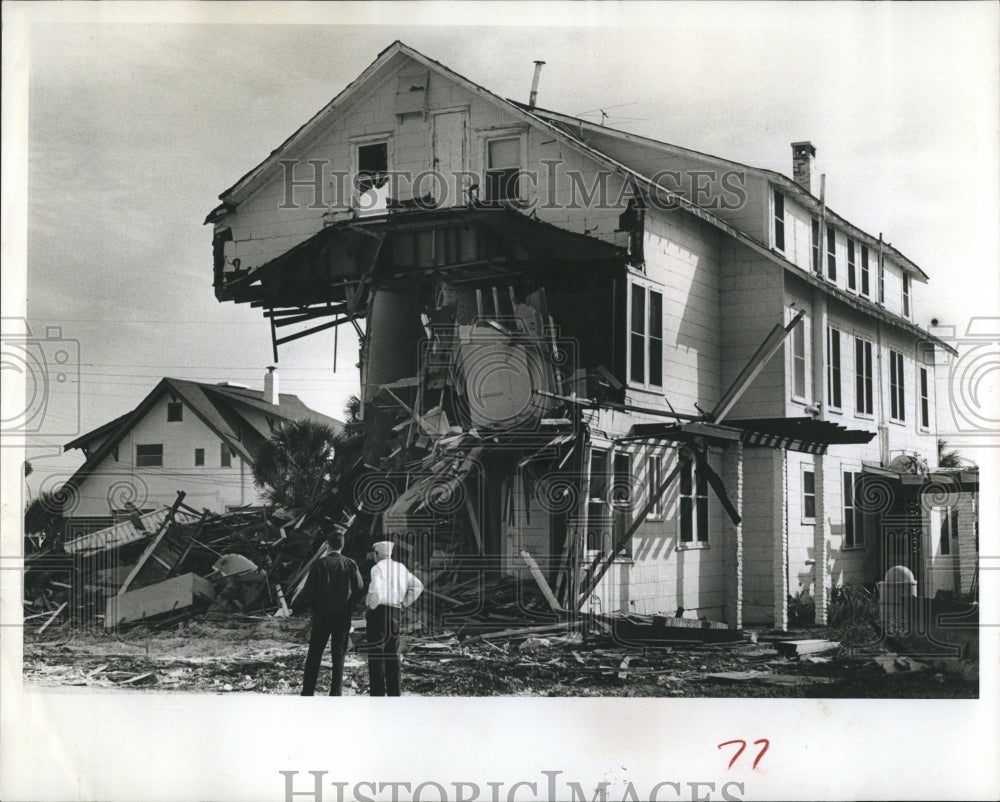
[628,280,664,389]
[679,451,709,545]
[166,402,183,422]
[919,366,931,431]
[826,325,842,410]
[888,348,906,422]
[772,189,785,252]
[802,465,817,523]
[135,444,163,468]
[790,308,808,402]
[351,133,393,200]
[854,335,874,416]
[842,469,865,548]
[480,128,527,204]
[647,453,664,520]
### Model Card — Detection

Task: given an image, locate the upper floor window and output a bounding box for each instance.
[889,349,906,422]
[356,142,388,194]
[855,336,874,415]
[791,313,807,400]
[878,254,886,304]
[679,452,709,544]
[136,444,163,468]
[860,245,871,297]
[220,443,233,468]
[919,367,931,431]
[773,190,785,251]
[166,402,183,422]
[827,326,842,409]
[485,137,521,202]
[847,238,857,291]
[194,448,205,466]
[629,283,663,387]
[811,218,821,273]
[826,224,837,281]
[902,273,911,318]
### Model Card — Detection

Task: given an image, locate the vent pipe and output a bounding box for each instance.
[528,61,546,109]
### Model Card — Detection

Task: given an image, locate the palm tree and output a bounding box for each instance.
[251,419,341,509]
[937,438,964,468]
[24,489,65,550]
[343,394,362,426]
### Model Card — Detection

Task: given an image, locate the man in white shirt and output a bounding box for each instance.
[365,540,424,696]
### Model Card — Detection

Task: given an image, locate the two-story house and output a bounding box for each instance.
[60,369,342,536]
[205,42,955,628]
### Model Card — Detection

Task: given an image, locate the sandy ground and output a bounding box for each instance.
[21,616,978,698]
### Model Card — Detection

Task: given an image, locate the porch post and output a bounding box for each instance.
[814,452,830,624]
[774,450,790,630]
[723,440,744,629]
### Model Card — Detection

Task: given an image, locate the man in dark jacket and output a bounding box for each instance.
[300,529,364,696]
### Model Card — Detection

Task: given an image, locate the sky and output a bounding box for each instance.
[7,1,999,500]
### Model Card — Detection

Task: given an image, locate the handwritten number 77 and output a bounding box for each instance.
[718,738,769,770]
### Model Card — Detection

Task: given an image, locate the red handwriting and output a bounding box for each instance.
[717,738,770,770]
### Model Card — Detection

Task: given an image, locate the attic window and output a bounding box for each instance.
[357,143,388,193]
[220,443,233,468]
[485,137,522,202]
[167,402,183,422]
[136,444,163,468]
[395,72,429,116]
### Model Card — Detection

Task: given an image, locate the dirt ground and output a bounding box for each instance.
[20,616,978,698]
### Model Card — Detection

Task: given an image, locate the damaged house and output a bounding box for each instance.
[205,42,959,629]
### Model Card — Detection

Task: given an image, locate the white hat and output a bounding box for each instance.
[373,540,394,557]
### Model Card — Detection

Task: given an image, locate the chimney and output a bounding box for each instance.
[528,61,545,109]
[264,366,279,405]
[791,141,816,194]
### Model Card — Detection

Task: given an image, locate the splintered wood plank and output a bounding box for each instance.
[773,639,841,657]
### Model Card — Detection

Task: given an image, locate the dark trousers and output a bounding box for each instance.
[366,605,401,696]
[301,618,350,696]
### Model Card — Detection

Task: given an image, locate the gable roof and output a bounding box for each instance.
[62,377,343,498]
[517,103,929,282]
[208,41,951,355]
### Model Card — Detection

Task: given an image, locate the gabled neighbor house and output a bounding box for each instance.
[61,370,342,536]
[204,41,960,628]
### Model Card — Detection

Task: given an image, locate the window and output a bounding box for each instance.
[878,255,885,304]
[194,448,205,466]
[220,443,232,468]
[629,284,663,387]
[811,217,820,273]
[847,238,857,291]
[586,449,609,552]
[827,326,842,409]
[648,455,663,519]
[166,402,183,422]
[889,349,905,421]
[860,245,871,296]
[855,336,874,415]
[902,273,911,317]
[940,507,958,555]
[485,137,521,202]
[773,190,785,251]
[136,444,163,468]
[679,453,709,544]
[843,471,865,547]
[919,367,930,430]
[826,224,837,280]
[613,453,632,559]
[356,142,388,193]
[791,314,807,400]
[802,467,816,522]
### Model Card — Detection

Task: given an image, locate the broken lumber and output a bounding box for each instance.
[38,602,67,633]
[519,549,561,611]
[462,621,576,645]
[773,639,840,658]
